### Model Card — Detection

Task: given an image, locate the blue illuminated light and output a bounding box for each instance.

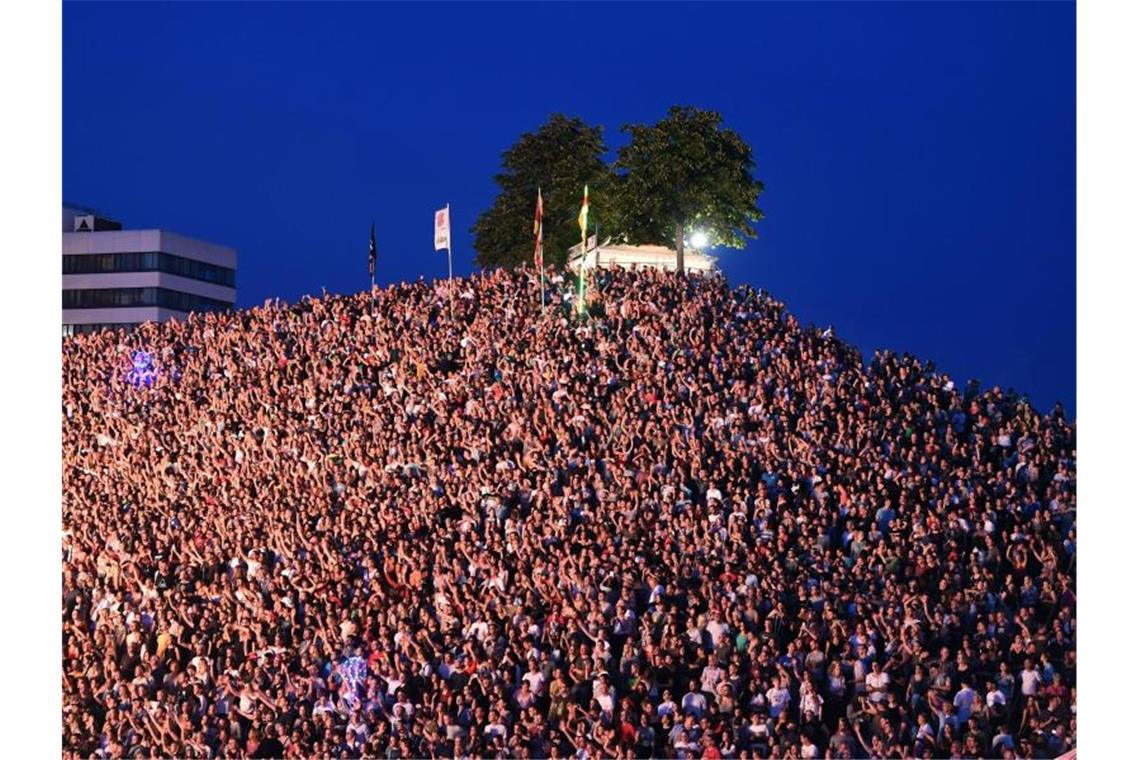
[341,656,368,692]
[127,350,158,387]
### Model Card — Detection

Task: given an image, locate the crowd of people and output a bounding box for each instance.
[62,266,1076,759]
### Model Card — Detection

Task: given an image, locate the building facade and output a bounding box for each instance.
[567,238,718,274]
[62,206,237,337]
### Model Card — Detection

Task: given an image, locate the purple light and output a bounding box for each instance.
[126,350,157,388]
[341,656,367,692]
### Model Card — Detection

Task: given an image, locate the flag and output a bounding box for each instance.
[368,223,377,276]
[533,188,544,271]
[576,185,588,315]
[577,184,589,236]
[434,206,451,251]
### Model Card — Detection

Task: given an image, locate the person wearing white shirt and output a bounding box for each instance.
[766,677,790,718]
[594,681,615,721]
[682,680,708,719]
[747,711,771,746]
[706,617,729,648]
[484,710,508,741]
[467,620,489,642]
[1020,659,1043,697]
[866,662,890,704]
[522,661,547,696]
[985,679,1007,721]
[700,655,723,696]
[392,690,414,720]
[800,679,824,723]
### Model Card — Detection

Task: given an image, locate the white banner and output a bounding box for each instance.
[434,206,450,251]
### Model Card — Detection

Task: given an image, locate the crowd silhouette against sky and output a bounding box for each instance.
[62,267,1076,759]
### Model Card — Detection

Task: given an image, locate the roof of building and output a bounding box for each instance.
[568,238,717,271]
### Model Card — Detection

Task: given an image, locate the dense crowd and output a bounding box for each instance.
[62,267,1076,759]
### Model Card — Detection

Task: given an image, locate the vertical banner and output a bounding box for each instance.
[434,206,451,251]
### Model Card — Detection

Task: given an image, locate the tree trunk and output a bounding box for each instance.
[674,220,685,275]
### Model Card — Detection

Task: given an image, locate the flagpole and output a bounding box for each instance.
[577,187,587,317]
[578,227,586,316]
[369,222,377,295]
[446,203,453,320]
[537,187,545,314]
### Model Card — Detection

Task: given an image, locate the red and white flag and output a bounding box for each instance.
[533,188,544,271]
[434,206,451,251]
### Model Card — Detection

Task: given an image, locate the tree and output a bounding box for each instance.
[613,106,764,273]
[472,115,614,270]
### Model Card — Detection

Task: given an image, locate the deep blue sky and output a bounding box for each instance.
[63,2,1075,413]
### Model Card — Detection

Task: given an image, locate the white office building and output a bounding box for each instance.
[62,205,237,337]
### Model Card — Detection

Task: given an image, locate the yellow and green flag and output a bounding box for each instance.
[578,184,589,235]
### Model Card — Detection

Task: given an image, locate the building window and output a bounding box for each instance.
[62,323,138,337]
[62,287,232,313]
[62,251,235,288]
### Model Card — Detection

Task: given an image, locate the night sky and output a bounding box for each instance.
[63,1,1075,413]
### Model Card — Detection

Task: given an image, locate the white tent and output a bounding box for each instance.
[567,237,718,275]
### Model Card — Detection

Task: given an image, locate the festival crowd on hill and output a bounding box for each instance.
[62,267,1076,759]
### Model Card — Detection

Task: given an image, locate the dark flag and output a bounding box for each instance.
[369,223,377,278]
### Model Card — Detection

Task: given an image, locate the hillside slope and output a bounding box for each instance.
[61,266,1077,758]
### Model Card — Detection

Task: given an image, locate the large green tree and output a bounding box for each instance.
[472,115,614,270]
[614,106,764,272]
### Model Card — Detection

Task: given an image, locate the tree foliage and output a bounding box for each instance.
[613,106,764,271]
[472,107,764,274]
[472,115,614,270]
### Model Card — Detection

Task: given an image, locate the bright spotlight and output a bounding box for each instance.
[690,231,709,249]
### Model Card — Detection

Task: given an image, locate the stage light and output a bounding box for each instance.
[127,350,157,388]
[689,231,709,249]
[341,656,368,692]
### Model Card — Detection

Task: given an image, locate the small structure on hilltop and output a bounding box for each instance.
[567,236,717,274]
